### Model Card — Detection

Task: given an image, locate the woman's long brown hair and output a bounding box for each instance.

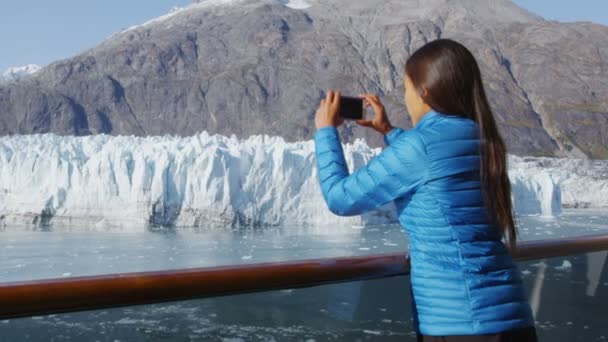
[405,39,517,249]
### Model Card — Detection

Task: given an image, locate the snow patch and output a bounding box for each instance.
[280,0,311,9]
[1,64,41,82]
[118,0,248,35]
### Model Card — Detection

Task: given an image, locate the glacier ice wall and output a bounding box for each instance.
[0,132,394,228]
[510,170,561,217]
[1,132,604,229]
[509,155,608,210]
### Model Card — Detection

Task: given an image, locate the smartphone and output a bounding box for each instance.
[339,96,364,120]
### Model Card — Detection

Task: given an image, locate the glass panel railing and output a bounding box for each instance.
[1,207,607,340]
[2,276,415,341]
[519,251,608,341]
[517,208,608,241]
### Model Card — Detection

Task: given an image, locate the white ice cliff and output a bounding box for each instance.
[1,132,605,228]
[509,155,608,210]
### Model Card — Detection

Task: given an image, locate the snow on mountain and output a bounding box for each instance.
[1,132,604,229]
[0,64,41,82]
[118,0,249,35]
[279,0,311,9]
[115,0,530,36]
[118,0,310,36]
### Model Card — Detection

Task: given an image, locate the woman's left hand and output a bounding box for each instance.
[315,90,344,129]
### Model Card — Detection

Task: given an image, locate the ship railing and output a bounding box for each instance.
[1,233,608,319]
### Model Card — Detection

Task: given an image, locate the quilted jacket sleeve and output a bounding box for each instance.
[314,126,428,216]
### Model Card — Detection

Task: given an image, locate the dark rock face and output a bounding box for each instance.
[0,0,606,158]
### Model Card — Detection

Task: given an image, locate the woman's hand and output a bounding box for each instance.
[315,90,344,129]
[356,94,393,135]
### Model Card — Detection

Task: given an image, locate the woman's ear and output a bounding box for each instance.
[419,87,432,114]
[419,86,429,99]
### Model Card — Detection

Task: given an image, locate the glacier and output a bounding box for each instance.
[1,132,606,229]
[509,155,608,210]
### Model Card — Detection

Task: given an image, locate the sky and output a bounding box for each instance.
[0,0,607,71]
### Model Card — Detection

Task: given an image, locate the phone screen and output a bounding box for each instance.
[339,96,363,120]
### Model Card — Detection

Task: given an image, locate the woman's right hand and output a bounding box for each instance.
[357,94,394,135]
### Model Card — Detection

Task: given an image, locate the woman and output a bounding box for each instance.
[313,39,538,341]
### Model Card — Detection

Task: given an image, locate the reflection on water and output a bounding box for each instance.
[0,209,607,341]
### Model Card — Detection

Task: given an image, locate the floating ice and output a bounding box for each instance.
[554,260,572,271]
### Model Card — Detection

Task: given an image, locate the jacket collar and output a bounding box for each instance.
[414,109,440,129]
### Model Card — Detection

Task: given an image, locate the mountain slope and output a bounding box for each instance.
[0,0,606,158]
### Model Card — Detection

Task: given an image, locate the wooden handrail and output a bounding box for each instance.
[1,233,607,320]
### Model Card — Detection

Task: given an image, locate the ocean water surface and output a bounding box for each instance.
[1,209,607,341]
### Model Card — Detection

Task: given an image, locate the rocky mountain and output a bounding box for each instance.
[0,0,606,158]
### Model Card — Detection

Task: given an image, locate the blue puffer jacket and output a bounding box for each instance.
[314,110,535,336]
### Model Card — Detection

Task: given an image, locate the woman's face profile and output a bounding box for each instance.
[404,75,430,124]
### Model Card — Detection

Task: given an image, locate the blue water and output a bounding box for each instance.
[1,209,607,341]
